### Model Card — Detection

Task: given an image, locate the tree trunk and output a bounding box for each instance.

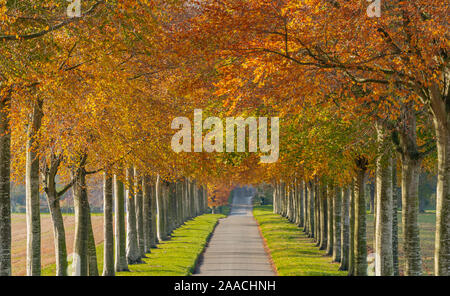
[354,157,368,276]
[339,187,350,271]
[375,122,394,276]
[134,169,145,258]
[156,175,168,241]
[371,180,377,245]
[333,186,342,262]
[150,177,158,247]
[369,182,375,214]
[348,182,355,276]
[280,182,286,217]
[185,179,190,219]
[25,98,43,276]
[299,181,304,227]
[189,180,195,218]
[42,154,68,276]
[430,84,450,276]
[275,183,280,215]
[187,181,191,218]
[401,157,422,275]
[286,184,290,220]
[392,162,399,276]
[313,181,319,241]
[273,182,278,214]
[164,182,170,236]
[314,181,320,243]
[309,181,315,239]
[126,167,141,264]
[176,182,181,226]
[192,182,198,218]
[290,183,295,223]
[293,183,297,223]
[172,182,179,231]
[87,208,98,276]
[395,105,423,276]
[326,184,334,256]
[46,191,68,276]
[303,181,308,233]
[142,176,151,253]
[168,183,174,232]
[102,172,114,276]
[72,160,89,276]
[319,183,328,250]
[0,94,11,276]
[114,175,128,272]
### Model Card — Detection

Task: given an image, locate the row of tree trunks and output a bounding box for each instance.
[275,180,306,228]
[0,93,212,277]
[156,177,207,242]
[73,169,213,277]
[107,174,208,276]
[272,112,434,277]
[272,165,369,276]
[73,171,209,277]
[273,179,360,273]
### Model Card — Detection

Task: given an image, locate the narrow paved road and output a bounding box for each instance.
[194,194,275,276]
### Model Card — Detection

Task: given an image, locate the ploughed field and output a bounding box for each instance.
[11,214,104,276]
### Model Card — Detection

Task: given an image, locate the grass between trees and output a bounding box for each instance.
[253,205,345,276]
[42,212,227,276]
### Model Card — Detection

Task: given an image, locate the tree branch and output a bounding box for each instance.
[0,1,104,42]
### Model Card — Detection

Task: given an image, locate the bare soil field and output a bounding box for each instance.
[11,214,104,276]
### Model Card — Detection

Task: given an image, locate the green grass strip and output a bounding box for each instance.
[253,205,346,276]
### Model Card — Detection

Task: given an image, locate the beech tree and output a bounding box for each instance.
[0,0,447,278]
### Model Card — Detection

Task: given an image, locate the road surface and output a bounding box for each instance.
[194,194,275,276]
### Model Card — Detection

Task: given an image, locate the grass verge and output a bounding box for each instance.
[42,213,225,276]
[253,205,346,276]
